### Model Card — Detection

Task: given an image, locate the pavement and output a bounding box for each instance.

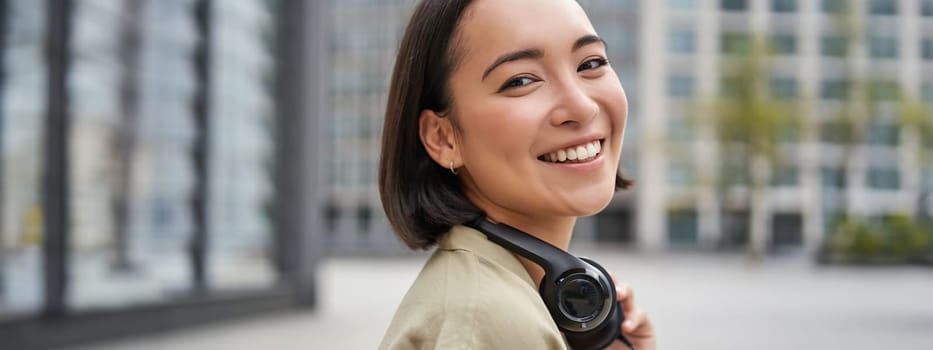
[80,249,933,349]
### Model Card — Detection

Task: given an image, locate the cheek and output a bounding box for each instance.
[599,79,629,132]
[459,101,545,159]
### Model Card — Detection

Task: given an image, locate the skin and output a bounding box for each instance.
[419,0,655,348]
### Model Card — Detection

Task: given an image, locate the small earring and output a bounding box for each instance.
[449,160,458,175]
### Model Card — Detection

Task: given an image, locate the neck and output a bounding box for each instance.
[484,213,576,288]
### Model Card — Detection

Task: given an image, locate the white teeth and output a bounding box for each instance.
[542,140,602,163]
[576,146,587,159]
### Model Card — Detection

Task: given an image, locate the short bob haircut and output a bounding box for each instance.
[379,0,633,250]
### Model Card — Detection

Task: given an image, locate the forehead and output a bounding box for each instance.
[456,0,598,59]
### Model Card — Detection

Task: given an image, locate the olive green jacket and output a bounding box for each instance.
[379,225,568,349]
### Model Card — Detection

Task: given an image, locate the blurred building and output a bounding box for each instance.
[1,0,326,348]
[326,0,414,252]
[325,0,933,255]
[637,0,933,253]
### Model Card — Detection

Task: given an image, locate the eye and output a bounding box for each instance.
[577,57,609,72]
[498,76,539,92]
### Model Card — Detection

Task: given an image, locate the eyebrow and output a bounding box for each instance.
[574,34,608,52]
[482,49,543,80]
[481,34,608,81]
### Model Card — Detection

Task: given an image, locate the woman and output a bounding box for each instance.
[379,0,655,349]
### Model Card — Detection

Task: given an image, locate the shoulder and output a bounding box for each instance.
[379,248,567,350]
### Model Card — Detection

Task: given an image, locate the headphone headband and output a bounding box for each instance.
[467,217,578,274]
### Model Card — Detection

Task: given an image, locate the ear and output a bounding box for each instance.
[419,109,461,170]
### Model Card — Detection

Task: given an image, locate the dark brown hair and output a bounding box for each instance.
[379,0,633,250]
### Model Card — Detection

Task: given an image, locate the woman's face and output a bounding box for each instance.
[447,0,628,227]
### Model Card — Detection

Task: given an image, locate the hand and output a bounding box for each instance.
[605,279,655,350]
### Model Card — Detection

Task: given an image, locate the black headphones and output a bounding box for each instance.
[467,217,635,350]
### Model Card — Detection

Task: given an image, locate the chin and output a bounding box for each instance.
[563,186,615,217]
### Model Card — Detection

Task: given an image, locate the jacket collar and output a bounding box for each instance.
[438,225,537,290]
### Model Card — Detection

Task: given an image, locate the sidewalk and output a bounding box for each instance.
[82,250,933,349]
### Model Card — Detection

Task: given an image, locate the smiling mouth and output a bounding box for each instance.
[538,139,604,164]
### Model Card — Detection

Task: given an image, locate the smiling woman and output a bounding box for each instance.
[378,0,654,349]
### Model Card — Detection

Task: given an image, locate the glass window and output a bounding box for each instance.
[329,1,414,246]
[721,0,748,11]
[778,123,801,142]
[772,213,803,246]
[719,148,749,185]
[868,0,897,15]
[924,0,933,16]
[668,116,694,140]
[609,30,636,55]
[771,34,797,55]
[63,0,283,310]
[869,36,897,59]
[924,83,933,103]
[668,30,695,54]
[771,78,798,99]
[821,80,850,100]
[772,166,799,187]
[870,80,898,101]
[618,0,638,10]
[822,36,849,57]
[0,0,47,319]
[924,167,933,190]
[923,39,933,60]
[822,0,848,14]
[668,210,698,245]
[668,161,695,186]
[722,32,750,54]
[867,123,900,146]
[721,210,749,246]
[668,0,697,10]
[867,168,900,190]
[822,167,847,188]
[772,0,796,12]
[720,76,741,97]
[668,75,695,97]
[821,122,851,143]
[207,1,280,291]
[67,0,198,311]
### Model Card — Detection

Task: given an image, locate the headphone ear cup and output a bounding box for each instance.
[558,258,625,350]
[562,302,622,350]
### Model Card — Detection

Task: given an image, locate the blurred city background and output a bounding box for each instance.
[1,0,932,349]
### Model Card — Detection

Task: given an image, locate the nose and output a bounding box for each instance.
[549,78,599,127]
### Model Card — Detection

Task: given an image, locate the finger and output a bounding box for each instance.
[615,282,635,311]
[621,307,647,334]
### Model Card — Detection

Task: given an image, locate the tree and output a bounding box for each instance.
[703,35,802,258]
[819,6,933,262]
[821,5,874,220]
[898,96,933,221]
[824,6,932,225]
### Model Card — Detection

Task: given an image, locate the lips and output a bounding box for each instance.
[539,139,603,163]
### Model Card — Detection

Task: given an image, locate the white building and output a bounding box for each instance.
[634,0,933,253]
